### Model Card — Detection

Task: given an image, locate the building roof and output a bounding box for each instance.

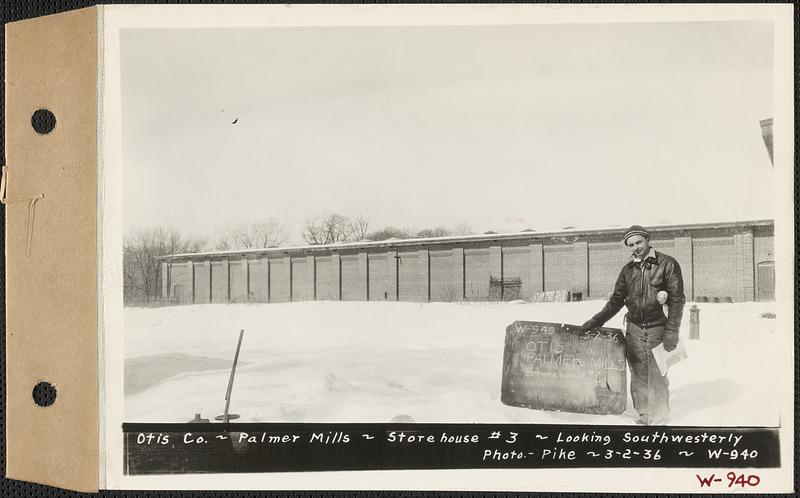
[158,219,774,261]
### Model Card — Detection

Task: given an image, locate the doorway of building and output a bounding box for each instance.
[172,284,184,304]
[756,261,775,301]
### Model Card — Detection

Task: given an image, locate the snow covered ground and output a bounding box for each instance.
[124,300,780,426]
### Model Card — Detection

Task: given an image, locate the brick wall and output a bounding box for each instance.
[341,254,366,301]
[291,257,314,302]
[170,262,193,304]
[693,237,736,300]
[398,249,428,302]
[161,262,169,301]
[671,236,693,300]
[316,255,340,301]
[464,248,490,300]
[489,247,502,280]
[733,230,755,301]
[503,246,530,298]
[543,244,573,292]
[164,223,773,306]
[368,252,396,301]
[754,235,774,264]
[429,249,457,302]
[269,257,291,303]
[229,260,247,303]
[193,261,210,304]
[452,248,465,301]
[210,261,228,303]
[588,242,627,299]
[248,259,269,302]
[572,241,589,297]
[528,244,544,299]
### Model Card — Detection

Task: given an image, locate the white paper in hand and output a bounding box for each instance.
[652,340,688,376]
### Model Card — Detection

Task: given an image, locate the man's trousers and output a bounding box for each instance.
[625,322,670,424]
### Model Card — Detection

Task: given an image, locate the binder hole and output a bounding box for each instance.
[31,109,56,134]
[32,381,57,407]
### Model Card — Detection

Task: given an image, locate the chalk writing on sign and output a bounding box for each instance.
[501,321,627,415]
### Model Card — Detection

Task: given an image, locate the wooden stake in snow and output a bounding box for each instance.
[221,329,245,423]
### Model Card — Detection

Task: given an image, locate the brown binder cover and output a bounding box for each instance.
[5,7,99,492]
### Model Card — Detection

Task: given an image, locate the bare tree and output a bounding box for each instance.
[123,227,206,305]
[348,212,371,241]
[215,219,287,250]
[303,215,473,244]
[302,213,356,245]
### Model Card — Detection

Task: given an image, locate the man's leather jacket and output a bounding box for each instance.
[590,250,686,333]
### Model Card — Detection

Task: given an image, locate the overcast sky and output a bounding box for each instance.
[120,22,774,245]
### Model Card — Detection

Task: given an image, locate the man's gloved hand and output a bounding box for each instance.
[581,319,598,332]
[663,330,679,352]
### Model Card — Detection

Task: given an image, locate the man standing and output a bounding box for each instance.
[581,225,685,425]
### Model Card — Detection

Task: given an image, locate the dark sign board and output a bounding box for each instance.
[122,423,780,474]
[501,321,627,415]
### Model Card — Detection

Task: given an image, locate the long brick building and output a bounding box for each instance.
[159,219,775,306]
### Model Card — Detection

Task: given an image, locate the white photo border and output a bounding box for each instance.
[100,3,795,492]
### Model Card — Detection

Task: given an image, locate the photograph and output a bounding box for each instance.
[0,2,790,493]
[117,17,780,431]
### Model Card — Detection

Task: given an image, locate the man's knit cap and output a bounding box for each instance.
[623,225,651,244]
